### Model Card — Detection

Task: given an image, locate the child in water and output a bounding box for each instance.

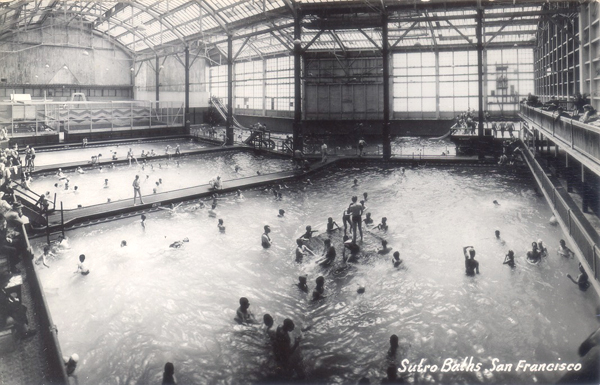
[218,219,226,232]
[326,217,340,232]
[35,245,52,268]
[74,254,89,275]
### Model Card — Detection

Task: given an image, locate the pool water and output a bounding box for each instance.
[30,151,292,208]
[34,166,598,384]
[29,139,208,168]
[391,137,456,156]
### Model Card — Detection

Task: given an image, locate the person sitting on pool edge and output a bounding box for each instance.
[463,246,479,276]
[299,225,318,242]
[261,225,272,248]
[503,250,515,268]
[209,176,222,190]
[558,239,574,258]
[392,251,402,268]
[295,238,315,262]
[74,254,89,275]
[312,276,325,300]
[316,239,336,267]
[567,263,590,291]
[234,297,257,325]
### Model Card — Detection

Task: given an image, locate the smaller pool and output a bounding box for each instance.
[392,137,456,156]
[30,151,292,209]
[29,139,208,168]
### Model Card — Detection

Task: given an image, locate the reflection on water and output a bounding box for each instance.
[30,152,292,208]
[33,139,207,167]
[34,166,597,384]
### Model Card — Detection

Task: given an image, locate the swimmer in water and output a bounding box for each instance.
[74,254,90,275]
[503,250,515,268]
[537,239,548,257]
[353,178,359,187]
[218,219,226,232]
[558,239,574,258]
[104,179,109,188]
[297,276,309,293]
[376,217,388,231]
[493,200,500,206]
[567,263,590,291]
[234,297,257,325]
[378,239,392,255]
[363,212,373,226]
[57,168,66,180]
[35,245,52,268]
[159,203,182,214]
[278,209,285,218]
[234,165,241,173]
[392,251,402,268]
[169,237,189,248]
[76,167,84,174]
[363,192,368,201]
[326,217,340,232]
[295,238,315,262]
[312,276,325,300]
[208,203,218,217]
[235,190,244,200]
[141,214,146,229]
[388,334,399,357]
[261,225,272,248]
[400,167,405,175]
[463,246,480,276]
[120,240,127,247]
[495,230,505,245]
[526,242,541,264]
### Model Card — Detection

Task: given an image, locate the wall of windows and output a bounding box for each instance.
[235,61,263,110]
[265,56,293,112]
[209,65,229,106]
[208,56,294,116]
[393,49,534,119]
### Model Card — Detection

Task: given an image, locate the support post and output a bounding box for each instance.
[476,3,484,157]
[185,46,190,134]
[155,56,160,104]
[293,10,303,153]
[382,10,391,160]
[226,35,234,146]
[582,164,589,213]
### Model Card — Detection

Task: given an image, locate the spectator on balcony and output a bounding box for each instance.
[553,106,572,122]
[542,97,560,112]
[526,93,542,107]
[580,105,599,124]
[572,92,588,114]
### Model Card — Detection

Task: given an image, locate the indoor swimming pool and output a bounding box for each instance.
[29,138,208,168]
[33,166,597,384]
[29,151,292,209]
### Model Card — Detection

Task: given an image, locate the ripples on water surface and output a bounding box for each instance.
[30,152,292,208]
[34,166,598,384]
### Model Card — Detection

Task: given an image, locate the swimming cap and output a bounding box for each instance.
[71,354,79,363]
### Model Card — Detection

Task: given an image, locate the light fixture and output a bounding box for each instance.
[293,39,302,45]
[130,68,135,71]
[45,64,50,68]
[159,65,164,69]
[63,65,68,70]
[83,51,89,56]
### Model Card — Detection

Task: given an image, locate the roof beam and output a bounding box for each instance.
[444,19,475,47]
[391,21,418,48]
[269,30,293,52]
[330,30,346,54]
[302,29,324,53]
[358,28,382,52]
[197,0,229,34]
[484,16,515,47]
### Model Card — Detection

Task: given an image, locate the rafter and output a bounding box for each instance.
[269,30,293,52]
[358,28,382,51]
[391,21,418,48]
[444,19,475,46]
[329,30,346,54]
[484,16,515,47]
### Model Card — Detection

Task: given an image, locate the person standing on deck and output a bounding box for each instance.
[321,142,328,163]
[132,175,144,205]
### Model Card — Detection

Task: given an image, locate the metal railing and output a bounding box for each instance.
[0,100,184,137]
[521,141,600,282]
[519,104,600,171]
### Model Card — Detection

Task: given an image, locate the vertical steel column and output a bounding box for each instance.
[185,46,190,134]
[155,56,160,103]
[382,10,391,160]
[293,10,303,152]
[582,164,589,213]
[476,5,484,140]
[226,35,234,146]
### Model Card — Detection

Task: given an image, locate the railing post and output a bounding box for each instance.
[45,210,50,245]
[570,120,574,149]
[568,209,572,234]
[60,201,65,238]
[53,193,57,210]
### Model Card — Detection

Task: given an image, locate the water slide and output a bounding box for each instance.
[431,123,459,140]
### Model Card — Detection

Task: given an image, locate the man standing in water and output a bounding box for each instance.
[463,246,480,276]
[274,318,303,377]
[132,175,144,205]
[348,196,364,244]
[262,225,272,248]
